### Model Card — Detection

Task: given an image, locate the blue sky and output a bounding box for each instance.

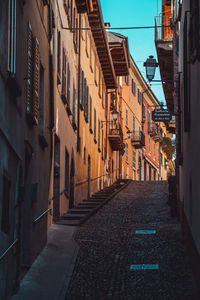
[101,0,166,104]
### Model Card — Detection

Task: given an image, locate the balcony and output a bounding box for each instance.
[148,126,163,142]
[155,9,174,113]
[131,132,145,149]
[108,122,124,151]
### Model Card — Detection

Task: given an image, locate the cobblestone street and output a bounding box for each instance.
[65,181,198,300]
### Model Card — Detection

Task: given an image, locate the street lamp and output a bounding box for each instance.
[111,109,119,122]
[144,56,159,82]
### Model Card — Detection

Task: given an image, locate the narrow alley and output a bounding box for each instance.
[65,181,198,300]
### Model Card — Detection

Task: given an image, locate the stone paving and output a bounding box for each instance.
[65,181,198,300]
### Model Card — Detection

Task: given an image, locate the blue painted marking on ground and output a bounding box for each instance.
[135,230,156,234]
[130,264,159,270]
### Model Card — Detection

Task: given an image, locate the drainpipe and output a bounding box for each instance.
[77,13,81,152]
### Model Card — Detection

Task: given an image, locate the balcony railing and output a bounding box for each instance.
[108,122,124,151]
[148,126,163,142]
[131,132,145,149]
[155,12,173,42]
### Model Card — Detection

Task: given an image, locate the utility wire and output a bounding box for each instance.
[62,25,172,31]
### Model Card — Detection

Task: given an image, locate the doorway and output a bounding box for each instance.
[53,135,60,221]
[69,156,75,208]
[87,155,91,201]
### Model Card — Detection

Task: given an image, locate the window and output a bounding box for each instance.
[142,103,146,120]
[102,83,104,108]
[65,149,69,194]
[125,75,129,85]
[73,7,78,51]
[1,171,11,234]
[148,110,151,133]
[67,63,71,114]
[98,119,101,152]
[132,115,135,140]
[61,48,67,103]
[84,83,89,122]
[94,108,97,143]
[139,125,141,138]
[98,68,101,97]
[126,142,128,163]
[132,150,136,169]
[7,0,16,75]
[89,95,93,133]
[153,142,155,160]
[138,89,142,104]
[132,78,136,95]
[189,0,198,63]
[39,63,45,137]
[148,136,151,153]
[157,148,160,163]
[84,147,86,163]
[94,53,97,84]
[57,31,61,84]
[126,107,128,128]
[101,129,104,160]
[80,69,84,110]
[72,83,77,128]
[160,152,163,165]
[85,17,88,55]
[26,23,39,125]
[90,35,93,70]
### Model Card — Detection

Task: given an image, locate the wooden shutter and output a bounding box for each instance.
[26,23,33,116]
[89,95,92,132]
[61,48,67,103]
[66,63,72,115]
[101,128,104,159]
[94,108,96,142]
[57,31,61,83]
[80,69,84,110]
[32,37,40,124]
[98,119,100,151]
[84,85,89,122]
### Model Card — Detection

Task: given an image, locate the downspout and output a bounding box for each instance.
[77,13,81,152]
[49,2,54,167]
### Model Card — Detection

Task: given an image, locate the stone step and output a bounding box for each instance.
[77,204,98,209]
[61,213,85,220]
[69,208,91,214]
[56,219,79,226]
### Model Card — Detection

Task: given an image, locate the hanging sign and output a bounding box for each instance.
[152,109,172,122]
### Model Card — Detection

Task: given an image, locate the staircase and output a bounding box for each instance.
[56,179,130,226]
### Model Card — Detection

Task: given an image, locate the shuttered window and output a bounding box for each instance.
[126,107,128,128]
[132,115,135,140]
[94,53,97,84]
[7,0,16,75]
[126,142,128,163]
[132,150,136,169]
[98,68,101,97]
[132,78,136,95]
[89,95,93,133]
[138,89,142,104]
[80,69,84,110]
[90,35,93,70]
[61,47,67,103]
[94,108,97,143]
[84,83,89,122]
[102,83,104,108]
[101,129,104,160]
[125,75,129,85]
[72,83,77,129]
[57,30,61,84]
[148,111,151,133]
[67,63,71,114]
[26,23,39,125]
[98,119,101,151]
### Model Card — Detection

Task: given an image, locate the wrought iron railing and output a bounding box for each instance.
[108,121,123,141]
[131,132,145,146]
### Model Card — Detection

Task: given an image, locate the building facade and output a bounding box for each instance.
[0,0,52,298]
[155,0,200,288]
